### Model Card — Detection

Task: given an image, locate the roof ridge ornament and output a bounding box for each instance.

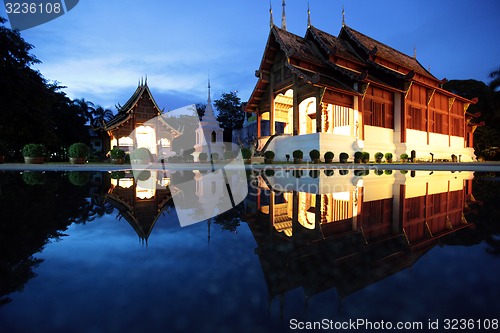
[281,0,287,31]
[342,5,345,27]
[269,1,274,28]
[413,45,417,59]
[307,2,311,28]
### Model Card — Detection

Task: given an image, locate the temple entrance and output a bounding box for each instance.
[135,125,157,155]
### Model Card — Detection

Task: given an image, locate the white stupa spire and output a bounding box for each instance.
[203,78,217,122]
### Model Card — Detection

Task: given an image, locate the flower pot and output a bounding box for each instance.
[69,157,86,164]
[0,156,4,164]
[24,156,44,164]
[362,158,369,163]
[325,158,333,163]
[293,158,302,164]
[264,158,274,164]
[111,158,124,165]
[340,158,348,163]
[386,158,393,163]
[244,159,251,164]
[375,158,382,163]
[312,159,320,164]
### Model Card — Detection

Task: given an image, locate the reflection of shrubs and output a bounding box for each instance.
[68,172,90,186]
[111,171,125,179]
[22,171,47,185]
[264,169,275,177]
[324,169,334,176]
[136,170,151,181]
[339,169,349,176]
[309,170,320,178]
[400,170,408,174]
[375,169,384,176]
[384,170,393,175]
[354,169,369,176]
[293,170,304,178]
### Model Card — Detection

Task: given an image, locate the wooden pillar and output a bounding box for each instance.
[270,190,275,227]
[270,74,276,136]
[257,111,262,138]
[315,194,322,226]
[292,191,299,242]
[293,75,299,136]
[315,89,323,133]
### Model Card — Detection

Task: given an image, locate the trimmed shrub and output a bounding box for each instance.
[68,143,90,158]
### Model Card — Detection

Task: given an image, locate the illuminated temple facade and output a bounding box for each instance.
[103,81,181,159]
[246,12,478,162]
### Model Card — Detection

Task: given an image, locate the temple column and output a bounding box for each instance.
[316,94,322,133]
[270,191,275,227]
[269,74,276,136]
[293,75,299,135]
[257,111,262,138]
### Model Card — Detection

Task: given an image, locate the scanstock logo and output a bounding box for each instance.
[129,105,248,228]
[3,0,79,31]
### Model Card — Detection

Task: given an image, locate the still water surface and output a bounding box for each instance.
[0,169,498,333]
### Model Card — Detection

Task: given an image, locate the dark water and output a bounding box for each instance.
[0,170,499,333]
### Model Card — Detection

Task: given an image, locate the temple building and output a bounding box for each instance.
[103,80,181,160]
[246,5,478,161]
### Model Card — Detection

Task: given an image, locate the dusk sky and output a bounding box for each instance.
[1,0,499,112]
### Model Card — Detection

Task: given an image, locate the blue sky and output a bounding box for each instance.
[1,0,499,112]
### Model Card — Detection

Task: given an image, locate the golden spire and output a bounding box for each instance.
[307,2,311,28]
[269,1,274,28]
[281,0,287,31]
[342,5,345,27]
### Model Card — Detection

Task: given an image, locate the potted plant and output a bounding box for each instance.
[385,152,393,163]
[264,150,275,164]
[68,142,89,164]
[361,152,370,163]
[309,149,320,163]
[374,152,383,163]
[324,151,334,163]
[130,147,152,164]
[224,151,235,161]
[339,152,349,163]
[198,152,208,162]
[241,148,252,164]
[292,149,303,164]
[354,151,362,163]
[0,142,7,163]
[400,153,409,163]
[110,147,125,164]
[23,143,46,164]
[211,152,220,163]
[285,154,290,162]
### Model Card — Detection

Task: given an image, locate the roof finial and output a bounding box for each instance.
[269,1,274,28]
[281,0,287,31]
[413,45,417,59]
[208,76,211,102]
[145,74,147,86]
[307,2,311,28]
[342,5,345,27]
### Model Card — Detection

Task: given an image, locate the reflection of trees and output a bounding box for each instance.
[0,172,112,306]
[213,201,245,233]
[443,173,500,257]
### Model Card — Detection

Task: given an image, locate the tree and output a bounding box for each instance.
[214,91,244,142]
[91,105,114,128]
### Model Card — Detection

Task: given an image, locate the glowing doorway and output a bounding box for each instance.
[135,125,157,155]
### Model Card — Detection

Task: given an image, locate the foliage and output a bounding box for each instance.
[68,143,89,158]
[110,147,125,159]
[241,147,252,159]
[68,172,90,186]
[292,149,303,159]
[361,152,370,161]
[264,150,275,159]
[400,153,409,160]
[340,152,349,161]
[324,151,334,160]
[22,143,46,157]
[354,151,363,160]
[22,171,47,185]
[385,152,393,160]
[211,152,220,161]
[130,147,152,161]
[309,149,320,160]
[214,91,244,142]
[110,171,125,179]
[199,152,208,161]
[374,152,384,159]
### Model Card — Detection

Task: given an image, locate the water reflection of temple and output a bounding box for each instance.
[246,170,473,301]
[105,171,174,241]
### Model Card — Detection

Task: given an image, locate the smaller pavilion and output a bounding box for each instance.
[193,80,225,162]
